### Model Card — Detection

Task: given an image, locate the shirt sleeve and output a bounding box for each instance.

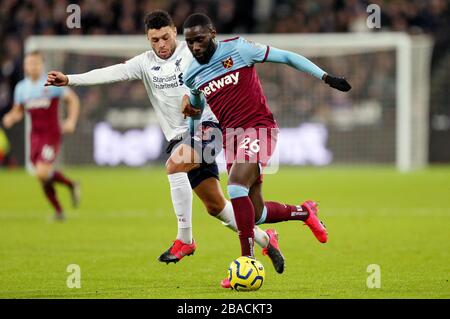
[236,37,270,66]
[122,54,144,80]
[48,86,69,98]
[266,47,326,80]
[189,90,205,110]
[13,82,23,105]
[67,54,143,86]
[188,91,204,136]
[187,83,205,135]
[184,65,201,95]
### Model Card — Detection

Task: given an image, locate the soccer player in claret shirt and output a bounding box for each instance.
[45,10,285,272]
[182,13,351,288]
[2,51,81,221]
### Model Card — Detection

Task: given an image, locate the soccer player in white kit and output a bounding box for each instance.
[45,10,285,272]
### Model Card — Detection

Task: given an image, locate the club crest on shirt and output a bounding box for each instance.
[175,58,182,72]
[222,56,234,69]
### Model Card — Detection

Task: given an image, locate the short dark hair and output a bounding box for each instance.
[144,10,174,31]
[25,50,44,59]
[183,13,214,30]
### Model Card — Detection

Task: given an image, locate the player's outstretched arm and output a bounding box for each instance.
[61,89,80,134]
[2,104,24,129]
[46,57,143,87]
[181,93,205,119]
[181,92,206,135]
[181,94,201,119]
[266,47,351,92]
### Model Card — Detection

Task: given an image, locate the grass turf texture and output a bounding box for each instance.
[0,166,449,298]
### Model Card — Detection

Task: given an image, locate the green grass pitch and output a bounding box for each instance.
[0,166,449,298]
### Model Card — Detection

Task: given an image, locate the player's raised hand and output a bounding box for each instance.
[45,71,69,86]
[323,74,351,92]
[181,94,201,119]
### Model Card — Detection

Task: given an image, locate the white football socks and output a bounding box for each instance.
[168,172,193,244]
[216,200,269,248]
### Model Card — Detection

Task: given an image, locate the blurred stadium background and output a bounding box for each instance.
[0,0,449,168]
[0,0,449,299]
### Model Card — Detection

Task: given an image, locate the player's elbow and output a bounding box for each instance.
[13,109,24,123]
[15,112,24,122]
[66,91,80,108]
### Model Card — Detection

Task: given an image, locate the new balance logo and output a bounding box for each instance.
[151,66,161,71]
[201,72,239,97]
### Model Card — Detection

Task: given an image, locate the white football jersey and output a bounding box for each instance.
[67,41,217,141]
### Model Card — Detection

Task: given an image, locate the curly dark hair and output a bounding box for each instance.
[144,10,174,31]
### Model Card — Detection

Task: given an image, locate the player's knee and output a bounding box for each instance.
[166,158,183,174]
[203,200,224,216]
[36,168,51,182]
[228,172,250,188]
[166,158,199,175]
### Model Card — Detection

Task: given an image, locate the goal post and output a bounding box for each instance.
[24,33,433,172]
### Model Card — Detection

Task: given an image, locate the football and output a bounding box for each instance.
[227,256,265,291]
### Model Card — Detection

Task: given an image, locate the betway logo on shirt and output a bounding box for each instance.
[200,72,239,97]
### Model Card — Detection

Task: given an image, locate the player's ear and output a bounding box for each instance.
[210,28,217,39]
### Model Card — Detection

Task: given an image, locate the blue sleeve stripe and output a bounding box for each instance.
[13,82,23,105]
[227,184,249,199]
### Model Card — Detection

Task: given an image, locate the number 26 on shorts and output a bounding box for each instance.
[239,137,260,153]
